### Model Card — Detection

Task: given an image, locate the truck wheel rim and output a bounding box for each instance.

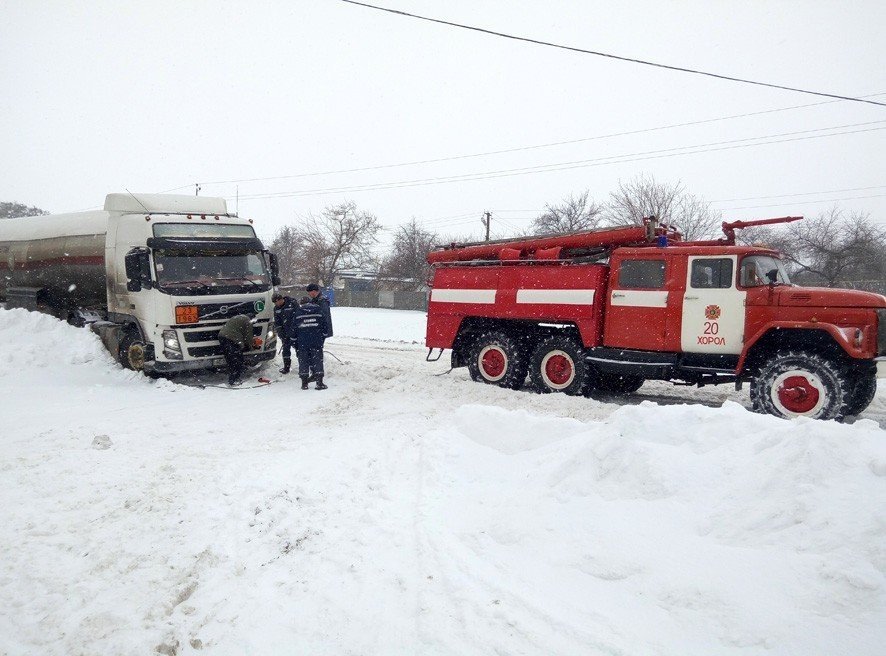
[541,350,575,389]
[128,343,146,370]
[772,370,825,416]
[478,346,507,381]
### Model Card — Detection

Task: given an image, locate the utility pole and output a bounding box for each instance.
[482,210,492,241]
[195,183,201,196]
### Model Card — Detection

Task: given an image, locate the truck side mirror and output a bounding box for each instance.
[268,252,281,287]
[124,249,153,292]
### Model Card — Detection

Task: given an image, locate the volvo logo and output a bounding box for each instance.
[219,305,230,315]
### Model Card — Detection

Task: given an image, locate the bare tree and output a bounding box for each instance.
[672,193,722,241]
[605,174,720,240]
[777,208,886,287]
[268,225,301,286]
[380,218,437,291]
[531,190,603,235]
[1,201,49,219]
[272,201,381,286]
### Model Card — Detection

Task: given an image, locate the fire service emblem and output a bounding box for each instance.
[705,304,721,320]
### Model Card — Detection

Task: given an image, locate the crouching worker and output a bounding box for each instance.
[292,296,328,390]
[217,314,259,386]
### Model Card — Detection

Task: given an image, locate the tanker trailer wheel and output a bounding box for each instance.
[528,336,588,395]
[467,331,528,390]
[843,366,877,417]
[749,350,850,420]
[583,369,645,396]
[118,331,147,371]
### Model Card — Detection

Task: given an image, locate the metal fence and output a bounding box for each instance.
[335,289,428,311]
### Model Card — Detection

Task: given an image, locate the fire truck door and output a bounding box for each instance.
[681,256,746,355]
[604,256,669,350]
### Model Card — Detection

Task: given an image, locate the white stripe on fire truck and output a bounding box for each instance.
[610,289,669,308]
[515,289,596,305]
[430,288,497,304]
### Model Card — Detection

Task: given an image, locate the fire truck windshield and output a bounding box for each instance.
[153,251,270,295]
[740,255,790,287]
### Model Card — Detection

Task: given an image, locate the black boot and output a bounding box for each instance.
[315,375,327,390]
[307,373,317,382]
[279,358,291,374]
[300,375,309,390]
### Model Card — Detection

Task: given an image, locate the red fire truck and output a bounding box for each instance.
[425,217,886,420]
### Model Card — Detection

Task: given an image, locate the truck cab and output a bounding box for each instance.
[104,194,279,375]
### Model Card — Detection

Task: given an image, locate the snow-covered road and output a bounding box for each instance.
[1,307,885,655]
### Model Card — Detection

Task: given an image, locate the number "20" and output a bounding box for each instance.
[703,321,719,335]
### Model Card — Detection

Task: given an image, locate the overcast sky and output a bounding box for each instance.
[2,0,884,246]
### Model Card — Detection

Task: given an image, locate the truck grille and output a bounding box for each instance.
[197,300,262,321]
[184,326,263,358]
[878,309,886,356]
[188,345,224,358]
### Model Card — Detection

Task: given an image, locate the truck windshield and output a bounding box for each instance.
[739,255,791,287]
[153,251,270,295]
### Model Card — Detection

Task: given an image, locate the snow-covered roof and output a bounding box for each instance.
[103,193,228,215]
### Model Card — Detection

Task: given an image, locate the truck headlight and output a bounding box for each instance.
[161,330,183,360]
[162,330,181,351]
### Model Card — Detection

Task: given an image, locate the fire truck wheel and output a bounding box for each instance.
[118,331,146,371]
[584,369,645,396]
[750,350,850,420]
[844,369,877,417]
[528,337,588,395]
[467,331,528,389]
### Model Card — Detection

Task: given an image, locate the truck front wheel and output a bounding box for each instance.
[750,350,850,420]
[528,337,588,395]
[118,331,147,371]
[467,331,528,390]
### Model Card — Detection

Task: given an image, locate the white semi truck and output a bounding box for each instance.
[0,193,279,375]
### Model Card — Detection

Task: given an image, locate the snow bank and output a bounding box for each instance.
[426,401,886,654]
[0,307,884,654]
[0,308,113,373]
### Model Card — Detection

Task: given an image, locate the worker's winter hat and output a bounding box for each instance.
[306,283,320,292]
[271,292,283,301]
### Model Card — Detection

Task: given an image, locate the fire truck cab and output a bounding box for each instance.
[426,218,886,421]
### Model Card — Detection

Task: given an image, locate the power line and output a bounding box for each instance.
[164,94,884,193]
[340,1,886,108]
[718,193,886,211]
[710,184,886,203]
[228,122,886,201]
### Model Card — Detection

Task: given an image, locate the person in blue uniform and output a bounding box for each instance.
[272,292,297,374]
[291,296,328,390]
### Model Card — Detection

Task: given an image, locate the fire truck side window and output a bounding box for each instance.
[618,259,666,289]
[690,258,733,289]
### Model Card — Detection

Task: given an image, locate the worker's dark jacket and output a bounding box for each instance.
[314,293,333,338]
[273,297,297,337]
[291,302,328,350]
[217,315,254,350]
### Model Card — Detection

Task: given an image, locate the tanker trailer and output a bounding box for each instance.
[0,193,282,375]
